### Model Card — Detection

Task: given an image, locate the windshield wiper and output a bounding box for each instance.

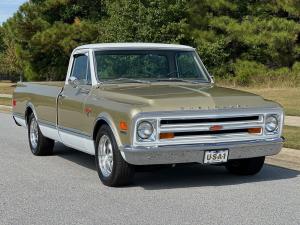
[103,77,150,84]
[166,71,180,77]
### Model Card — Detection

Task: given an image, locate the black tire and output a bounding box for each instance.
[225,156,265,175]
[95,125,135,187]
[28,113,54,156]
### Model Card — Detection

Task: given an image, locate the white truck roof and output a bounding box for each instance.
[75,43,194,51]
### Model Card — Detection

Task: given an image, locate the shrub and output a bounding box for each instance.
[232,60,268,86]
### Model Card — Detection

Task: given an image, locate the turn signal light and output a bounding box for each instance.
[119,121,128,131]
[248,128,262,134]
[160,133,175,139]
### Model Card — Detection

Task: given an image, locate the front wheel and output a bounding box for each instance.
[28,114,54,156]
[95,125,135,187]
[225,156,265,175]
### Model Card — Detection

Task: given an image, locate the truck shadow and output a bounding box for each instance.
[54,143,300,190]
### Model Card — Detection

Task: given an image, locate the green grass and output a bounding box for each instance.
[0,82,15,106]
[283,126,300,150]
[0,97,11,106]
[0,82,16,95]
[237,88,300,117]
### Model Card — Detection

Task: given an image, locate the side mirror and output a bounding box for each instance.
[210,75,215,84]
[68,76,79,88]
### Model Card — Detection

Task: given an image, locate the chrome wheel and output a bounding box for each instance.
[29,117,39,149]
[98,135,114,177]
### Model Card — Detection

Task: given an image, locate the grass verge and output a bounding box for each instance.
[0,97,12,106]
[0,82,16,95]
[283,126,300,150]
[235,88,300,117]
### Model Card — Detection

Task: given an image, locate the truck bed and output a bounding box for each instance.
[13,82,64,126]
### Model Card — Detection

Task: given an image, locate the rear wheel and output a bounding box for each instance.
[95,125,134,187]
[28,114,54,156]
[225,156,265,175]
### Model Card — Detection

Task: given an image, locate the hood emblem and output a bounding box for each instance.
[210,125,223,131]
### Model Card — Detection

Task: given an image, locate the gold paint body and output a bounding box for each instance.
[13,81,280,145]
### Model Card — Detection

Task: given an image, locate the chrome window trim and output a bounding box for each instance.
[92,48,214,85]
[66,49,98,87]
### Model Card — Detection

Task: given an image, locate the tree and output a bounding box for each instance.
[0,0,299,84]
[3,0,103,80]
[101,0,189,43]
[187,0,300,81]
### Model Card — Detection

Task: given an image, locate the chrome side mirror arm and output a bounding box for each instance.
[68,76,79,88]
[210,75,215,84]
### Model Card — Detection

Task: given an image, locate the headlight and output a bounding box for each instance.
[265,115,279,133]
[137,121,154,139]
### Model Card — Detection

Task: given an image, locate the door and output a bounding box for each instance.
[58,52,93,152]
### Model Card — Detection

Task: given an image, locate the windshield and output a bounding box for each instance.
[94,50,211,83]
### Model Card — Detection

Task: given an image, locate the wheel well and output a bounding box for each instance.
[25,107,33,125]
[93,119,109,141]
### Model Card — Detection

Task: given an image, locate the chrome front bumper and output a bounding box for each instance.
[120,138,284,165]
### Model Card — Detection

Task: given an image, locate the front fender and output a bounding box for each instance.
[93,112,123,148]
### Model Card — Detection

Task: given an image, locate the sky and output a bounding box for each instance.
[0,0,27,24]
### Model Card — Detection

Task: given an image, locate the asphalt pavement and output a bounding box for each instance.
[0,112,299,225]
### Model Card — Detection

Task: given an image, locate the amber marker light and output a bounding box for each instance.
[248,128,262,134]
[119,121,128,131]
[160,133,175,139]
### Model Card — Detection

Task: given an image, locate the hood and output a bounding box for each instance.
[98,83,279,112]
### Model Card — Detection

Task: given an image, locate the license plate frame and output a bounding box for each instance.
[203,149,229,164]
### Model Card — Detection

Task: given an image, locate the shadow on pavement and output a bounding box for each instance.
[54,143,300,190]
[54,142,96,171]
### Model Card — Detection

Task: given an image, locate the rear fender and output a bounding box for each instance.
[25,102,38,126]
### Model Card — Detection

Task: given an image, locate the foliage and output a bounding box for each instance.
[101,0,188,43]
[0,26,22,80]
[0,0,299,84]
[187,0,300,85]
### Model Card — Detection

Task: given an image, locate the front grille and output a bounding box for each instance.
[174,128,250,137]
[158,115,264,144]
[160,116,260,125]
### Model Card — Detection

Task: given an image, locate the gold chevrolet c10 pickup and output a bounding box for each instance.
[12,43,284,186]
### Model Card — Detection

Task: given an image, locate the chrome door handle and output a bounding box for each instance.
[79,87,91,95]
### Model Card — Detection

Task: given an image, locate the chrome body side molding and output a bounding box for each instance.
[13,115,26,127]
[13,113,95,156]
[58,128,95,155]
[39,120,60,142]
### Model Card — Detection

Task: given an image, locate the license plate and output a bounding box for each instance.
[204,150,229,164]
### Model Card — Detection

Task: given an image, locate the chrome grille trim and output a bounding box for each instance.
[132,107,284,147]
[159,115,264,132]
[158,115,264,142]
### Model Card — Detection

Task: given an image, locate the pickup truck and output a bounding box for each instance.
[12,43,284,186]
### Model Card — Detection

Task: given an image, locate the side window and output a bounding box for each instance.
[70,54,91,85]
